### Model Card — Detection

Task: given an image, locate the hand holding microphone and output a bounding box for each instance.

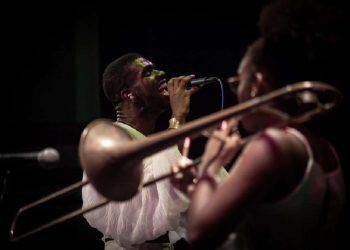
[167,75,197,124]
[167,75,220,124]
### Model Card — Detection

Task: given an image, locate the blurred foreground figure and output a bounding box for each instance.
[187,1,346,249]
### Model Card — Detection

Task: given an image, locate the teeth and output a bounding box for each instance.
[159,82,167,88]
[160,89,169,96]
[158,82,167,91]
[158,83,169,96]
[158,81,169,96]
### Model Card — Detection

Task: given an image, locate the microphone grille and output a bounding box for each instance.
[37,147,60,169]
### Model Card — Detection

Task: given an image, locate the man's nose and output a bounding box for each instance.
[155,70,166,78]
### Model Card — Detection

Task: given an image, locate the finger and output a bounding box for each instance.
[227,118,238,129]
[226,119,240,136]
[173,76,186,89]
[181,137,191,159]
[189,86,200,94]
[216,136,240,164]
[220,120,228,130]
[209,130,227,143]
[167,78,175,92]
[178,74,195,89]
[220,120,233,137]
[224,135,242,155]
[226,134,241,148]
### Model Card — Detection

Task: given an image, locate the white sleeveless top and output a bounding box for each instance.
[82,123,228,249]
[228,127,345,250]
[82,123,188,249]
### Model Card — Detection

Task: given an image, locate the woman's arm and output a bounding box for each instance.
[187,129,300,249]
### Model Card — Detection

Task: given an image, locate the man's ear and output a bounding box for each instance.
[121,89,136,103]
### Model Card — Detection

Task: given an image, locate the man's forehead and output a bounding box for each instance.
[133,57,154,67]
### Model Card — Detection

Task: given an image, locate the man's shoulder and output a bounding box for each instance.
[114,122,146,140]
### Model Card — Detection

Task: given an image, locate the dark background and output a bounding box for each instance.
[0,1,349,249]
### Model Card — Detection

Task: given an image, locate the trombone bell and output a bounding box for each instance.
[79,119,143,201]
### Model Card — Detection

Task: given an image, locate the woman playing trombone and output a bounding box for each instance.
[187,28,346,250]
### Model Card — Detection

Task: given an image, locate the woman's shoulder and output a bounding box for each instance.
[253,127,308,157]
[246,127,309,174]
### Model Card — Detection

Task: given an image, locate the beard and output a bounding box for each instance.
[137,91,169,114]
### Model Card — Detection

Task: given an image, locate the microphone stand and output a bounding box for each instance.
[0,166,11,204]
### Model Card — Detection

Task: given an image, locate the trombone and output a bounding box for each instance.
[9,81,342,242]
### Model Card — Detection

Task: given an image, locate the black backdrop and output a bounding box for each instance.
[1,1,349,249]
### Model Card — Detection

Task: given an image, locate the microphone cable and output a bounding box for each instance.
[216,77,224,111]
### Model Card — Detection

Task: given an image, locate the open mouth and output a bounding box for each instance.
[158,80,169,96]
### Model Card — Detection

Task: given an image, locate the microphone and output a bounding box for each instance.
[188,77,220,89]
[0,147,60,170]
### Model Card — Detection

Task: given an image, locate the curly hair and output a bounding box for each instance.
[258,0,343,40]
[102,53,141,106]
[249,0,346,88]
